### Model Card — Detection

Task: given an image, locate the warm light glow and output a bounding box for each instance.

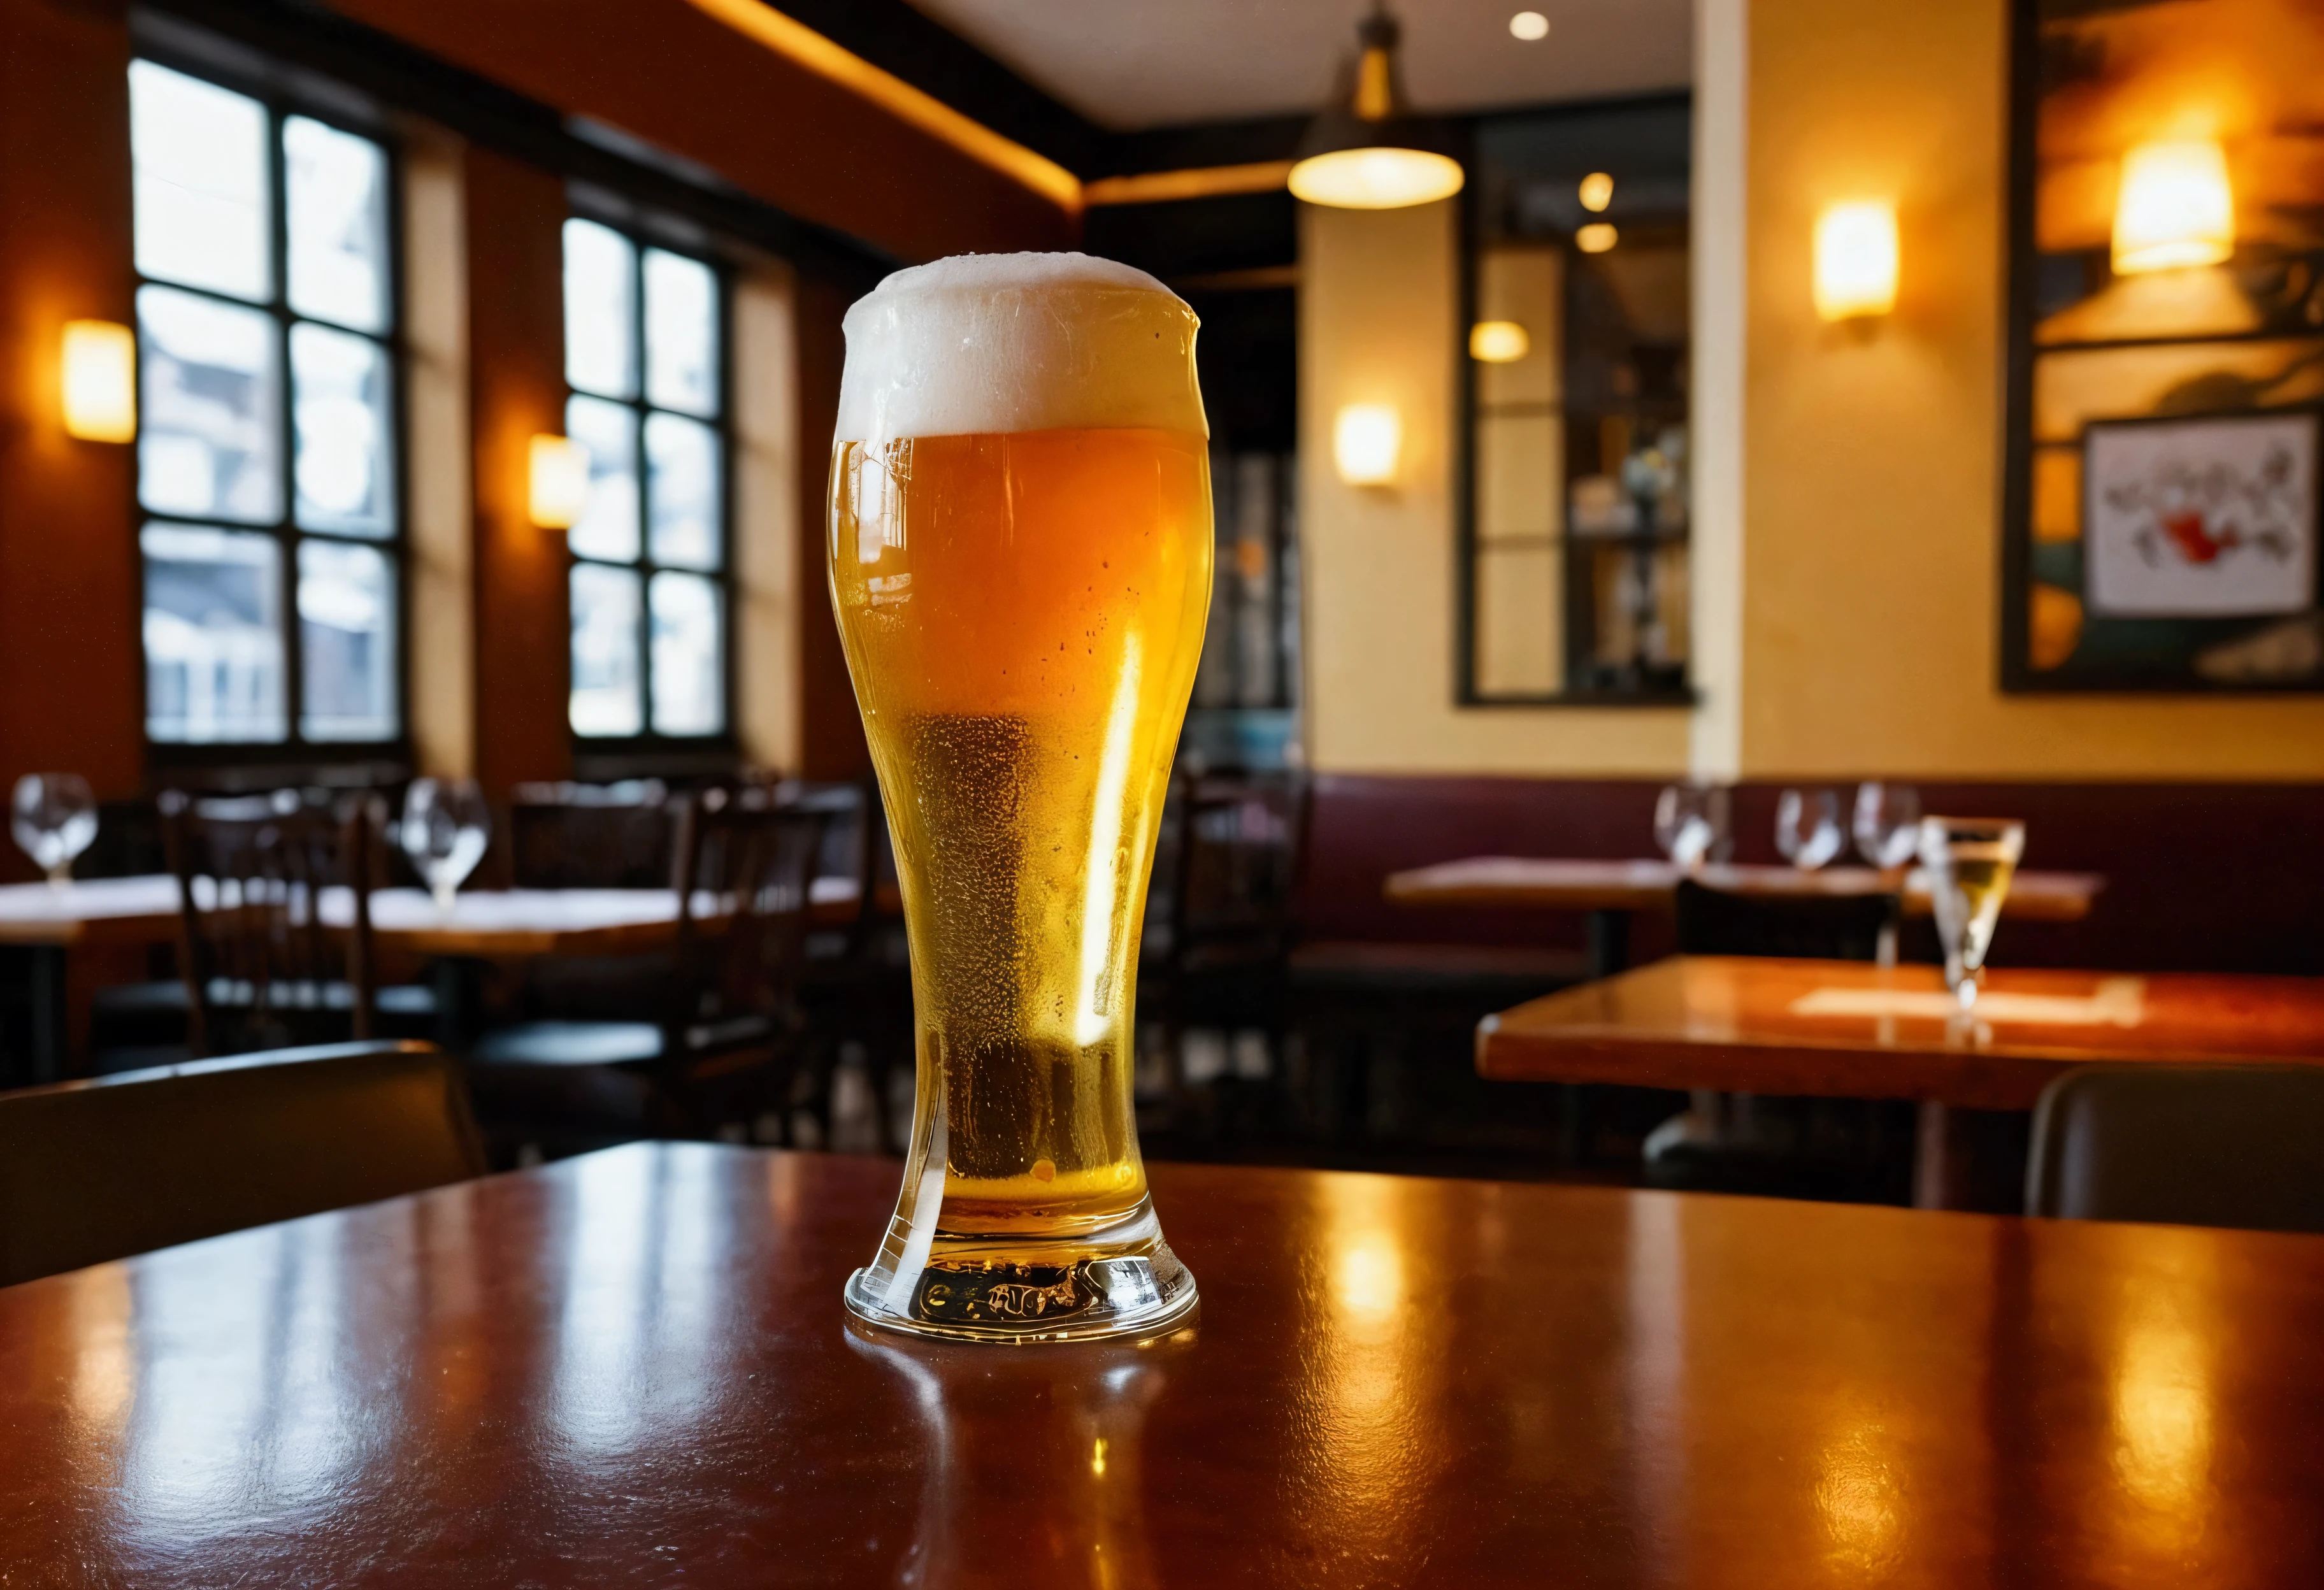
[1509,10,1549,40]
[1579,171,1615,212]
[1333,405,1402,486]
[528,434,592,529]
[1813,200,1899,321]
[2112,140,2234,275]
[1289,147,1465,210]
[1576,222,1618,254]
[1469,320,1531,362]
[61,320,137,443]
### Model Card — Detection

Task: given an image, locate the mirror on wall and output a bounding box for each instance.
[1462,96,1691,705]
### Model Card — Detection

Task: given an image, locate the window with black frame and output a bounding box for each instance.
[561,217,731,743]
[1464,97,1692,703]
[129,59,403,750]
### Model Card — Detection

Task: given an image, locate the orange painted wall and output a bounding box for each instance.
[464,150,571,800]
[327,0,1075,263]
[1742,0,2324,778]
[0,0,142,862]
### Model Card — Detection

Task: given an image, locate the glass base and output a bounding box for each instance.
[842,1194,1199,1344]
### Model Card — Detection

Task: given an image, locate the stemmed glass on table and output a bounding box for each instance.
[1918,816,2025,1013]
[1654,783,1731,870]
[399,778,491,916]
[1853,782,1921,873]
[11,773,98,889]
[1774,788,1845,870]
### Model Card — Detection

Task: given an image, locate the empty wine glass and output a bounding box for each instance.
[1919,816,2026,1013]
[11,773,98,889]
[400,778,491,915]
[1853,782,1921,870]
[1654,782,1730,870]
[1774,788,1844,870]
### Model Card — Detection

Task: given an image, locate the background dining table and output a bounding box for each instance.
[0,1140,2318,1586]
[1384,857,2106,975]
[1477,954,2324,1208]
[0,875,879,1077]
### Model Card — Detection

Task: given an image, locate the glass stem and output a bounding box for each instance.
[45,864,71,891]
[432,880,457,916]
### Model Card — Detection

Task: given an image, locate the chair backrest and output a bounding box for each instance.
[508,780,676,889]
[2026,1063,2324,1233]
[0,1040,485,1287]
[1673,878,1897,963]
[1166,769,1310,961]
[667,789,829,1052]
[785,771,896,950]
[161,788,378,1056]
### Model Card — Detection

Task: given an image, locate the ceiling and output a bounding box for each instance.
[905,0,1693,133]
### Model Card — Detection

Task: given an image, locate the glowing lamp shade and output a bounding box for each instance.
[2112,140,2234,275]
[1333,404,1402,486]
[1576,222,1618,255]
[1469,320,1531,363]
[528,434,592,529]
[1578,171,1615,213]
[1289,147,1465,210]
[1812,201,1899,321]
[60,320,137,443]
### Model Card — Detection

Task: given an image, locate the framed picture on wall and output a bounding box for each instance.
[2001,0,2324,693]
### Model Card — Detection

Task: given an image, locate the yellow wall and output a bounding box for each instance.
[1296,0,2324,784]
[1743,0,2324,779]
[1299,198,1693,777]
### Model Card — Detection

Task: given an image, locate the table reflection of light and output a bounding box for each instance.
[1333,1233,1406,1322]
[551,1145,729,1464]
[1314,1175,1440,1560]
[1815,1419,1903,1574]
[2112,1308,2213,1541]
[68,1266,135,1435]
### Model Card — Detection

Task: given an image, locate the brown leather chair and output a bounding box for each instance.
[0,1040,485,1287]
[2026,1063,2324,1234]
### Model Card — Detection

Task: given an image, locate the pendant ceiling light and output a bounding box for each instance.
[1288,8,1464,210]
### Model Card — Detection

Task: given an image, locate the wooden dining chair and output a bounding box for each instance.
[2026,1063,2324,1234]
[0,1040,484,1287]
[464,789,830,1160]
[160,788,384,1058]
[785,771,913,1152]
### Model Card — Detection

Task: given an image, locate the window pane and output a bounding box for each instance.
[285,116,390,333]
[129,61,271,303]
[643,248,718,417]
[141,524,285,743]
[138,285,282,524]
[645,412,722,569]
[570,563,643,737]
[291,324,394,537]
[566,396,640,562]
[298,540,397,740]
[649,571,723,736]
[564,219,636,399]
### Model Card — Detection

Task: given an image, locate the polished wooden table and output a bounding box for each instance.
[1,1142,2318,1586]
[1476,955,2324,1106]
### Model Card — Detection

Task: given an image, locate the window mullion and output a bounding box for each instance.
[270,104,305,750]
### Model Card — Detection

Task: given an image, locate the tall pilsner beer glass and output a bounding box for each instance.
[831,255,1209,1341]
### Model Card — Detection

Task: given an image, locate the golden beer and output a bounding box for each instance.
[831,255,1209,1340]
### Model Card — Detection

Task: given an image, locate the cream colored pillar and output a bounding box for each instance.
[731,259,804,773]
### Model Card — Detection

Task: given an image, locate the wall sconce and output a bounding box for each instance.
[1812,200,1899,322]
[527,434,591,529]
[2112,139,2234,275]
[1469,320,1531,362]
[60,320,137,443]
[1577,171,1614,213]
[1333,404,1402,486]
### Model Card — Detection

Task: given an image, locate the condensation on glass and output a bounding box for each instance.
[562,217,728,740]
[129,60,402,747]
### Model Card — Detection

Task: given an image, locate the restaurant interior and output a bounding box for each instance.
[3,0,2322,1582]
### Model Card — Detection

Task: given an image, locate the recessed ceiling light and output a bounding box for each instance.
[1509,11,1550,42]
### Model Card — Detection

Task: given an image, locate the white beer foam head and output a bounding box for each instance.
[836,252,1207,443]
